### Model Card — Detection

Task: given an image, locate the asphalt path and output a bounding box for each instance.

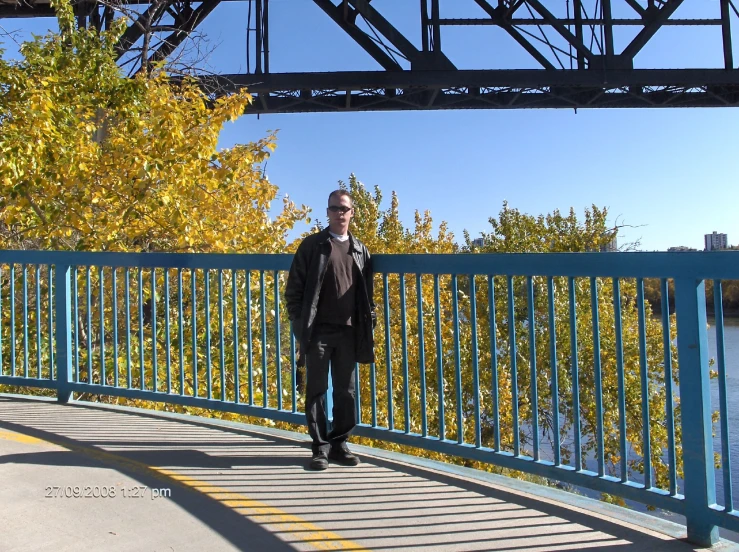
[0,396,735,552]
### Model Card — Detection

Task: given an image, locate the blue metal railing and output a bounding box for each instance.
[0,249,738,546]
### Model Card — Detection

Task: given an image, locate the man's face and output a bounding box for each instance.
[327,194,354,235]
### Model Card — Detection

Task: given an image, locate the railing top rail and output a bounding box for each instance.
[1,250,739,280]
[0,251,295,271]
[374,252,739,280]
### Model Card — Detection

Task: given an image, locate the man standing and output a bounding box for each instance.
[285,190,376,471]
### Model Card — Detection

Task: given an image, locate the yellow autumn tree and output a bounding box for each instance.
[0,1,306,253]
[339,184,682,498]
[0,0,308,412]
[335,175,458,444]
[463,205,682,496]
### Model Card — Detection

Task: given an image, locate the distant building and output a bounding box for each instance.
[600,235,618,252]
[472,238,484,248]
[704,231,728,251]
[667,246,697,252]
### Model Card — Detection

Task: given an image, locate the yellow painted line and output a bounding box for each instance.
[160,469,370,551]
[0,430,46,445]
[0,429,370,551]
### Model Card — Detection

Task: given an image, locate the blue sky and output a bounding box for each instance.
[3,1,738,251]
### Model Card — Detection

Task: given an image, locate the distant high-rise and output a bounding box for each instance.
[472,238,485,248]
[704,231,728,251]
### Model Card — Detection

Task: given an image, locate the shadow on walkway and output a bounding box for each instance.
[0,396,729,552]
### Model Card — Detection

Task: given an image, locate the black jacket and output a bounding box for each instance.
[285,228,376,367]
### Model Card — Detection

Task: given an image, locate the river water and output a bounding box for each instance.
[706,317,739,541]
[654,318,739,540]
[707,317,739,504]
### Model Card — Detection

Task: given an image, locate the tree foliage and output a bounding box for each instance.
[344,196,683,498]
[466,205,681,491]
[644,278,739,317]
[0,0,308,416]
[0,0,307,253]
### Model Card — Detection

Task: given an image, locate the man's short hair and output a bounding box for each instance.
[328,189,353,206]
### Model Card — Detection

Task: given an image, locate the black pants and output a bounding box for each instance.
[305,324,356,455]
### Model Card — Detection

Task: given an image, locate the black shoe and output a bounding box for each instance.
[308,453,328,471]
[328,446,360,466]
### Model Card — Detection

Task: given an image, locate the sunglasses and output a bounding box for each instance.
[327,205,353,214]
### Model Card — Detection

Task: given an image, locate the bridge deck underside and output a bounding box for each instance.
[2,0,738,112]
[212,69,739,113]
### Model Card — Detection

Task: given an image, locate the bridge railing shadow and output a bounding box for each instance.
[0,396,700,551]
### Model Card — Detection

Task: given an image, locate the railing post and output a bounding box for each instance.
[55,264,73,404]
[674,277,718,547]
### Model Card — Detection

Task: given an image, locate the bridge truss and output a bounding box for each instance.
[2,0,739,113]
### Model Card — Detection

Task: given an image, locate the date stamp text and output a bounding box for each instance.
[45,485,172,499]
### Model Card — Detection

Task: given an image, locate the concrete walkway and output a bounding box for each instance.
[0,395,735,552]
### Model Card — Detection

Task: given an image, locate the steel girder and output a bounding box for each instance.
[202,69,739,113]
[2,0,739,112]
